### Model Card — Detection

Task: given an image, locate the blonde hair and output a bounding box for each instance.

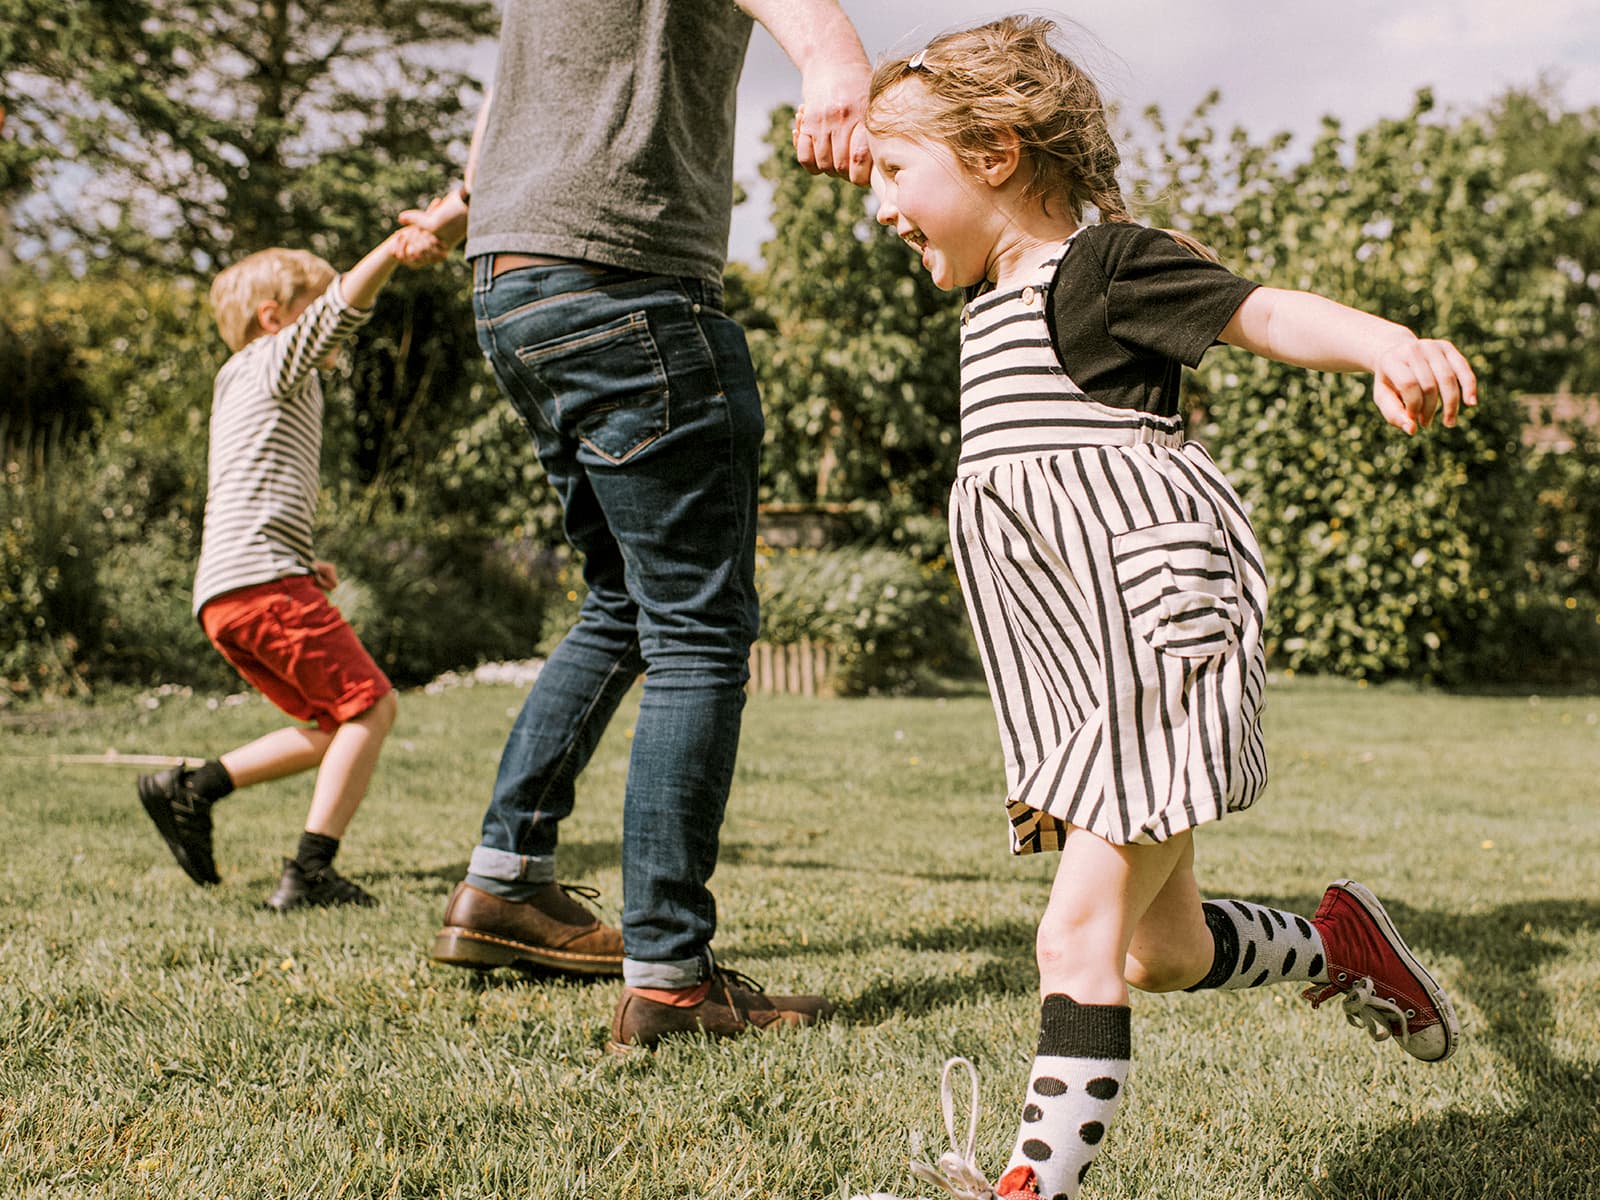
[208,248,336,352]
[868,16,1217,261]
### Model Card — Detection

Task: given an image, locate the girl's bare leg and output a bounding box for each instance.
[996,829,1192,1198]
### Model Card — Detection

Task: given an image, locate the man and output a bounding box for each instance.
[398,0,872,1051]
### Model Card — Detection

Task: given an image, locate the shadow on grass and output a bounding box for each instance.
[363,838,624,889]
[1306,897,1600,1200]
[715,840,1001,885]
[846,954,1040,1022]
[836,917,1038,1021]
[449,962,616,992]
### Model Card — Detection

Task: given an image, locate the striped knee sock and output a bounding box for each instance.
[1186,899,1330,991]
[1001,994,1130,1200]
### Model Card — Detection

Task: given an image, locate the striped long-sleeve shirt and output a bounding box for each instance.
[192,278,372,614]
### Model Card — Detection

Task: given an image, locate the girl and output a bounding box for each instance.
[850,16,1469,1200]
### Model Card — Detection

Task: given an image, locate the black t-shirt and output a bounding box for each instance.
[1046,223,1259,417]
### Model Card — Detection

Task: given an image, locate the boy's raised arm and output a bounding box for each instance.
[338,231,405,311]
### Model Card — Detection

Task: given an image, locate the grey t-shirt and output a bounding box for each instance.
[465,0,754,282]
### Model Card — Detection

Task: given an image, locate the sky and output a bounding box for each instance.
[715,0,1600,263]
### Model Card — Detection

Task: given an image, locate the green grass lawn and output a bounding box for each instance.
[2,676,1597,1199]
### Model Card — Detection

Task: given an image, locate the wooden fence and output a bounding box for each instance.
[746,639,835,697]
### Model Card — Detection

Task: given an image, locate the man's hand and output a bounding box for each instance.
[312,560,339,591]
[793,62,873,185]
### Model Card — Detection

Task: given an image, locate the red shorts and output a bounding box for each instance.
[200,575,392,733]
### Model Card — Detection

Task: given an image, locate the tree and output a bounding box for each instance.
[5,1,511,516]
[743,105,963,557]
[4,0,497,271]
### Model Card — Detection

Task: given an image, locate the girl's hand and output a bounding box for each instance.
[1372,338,1478,435]
[312,560,339,591]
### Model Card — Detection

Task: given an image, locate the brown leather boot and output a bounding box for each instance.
[606,967,834,1052]
[430,881,624,976]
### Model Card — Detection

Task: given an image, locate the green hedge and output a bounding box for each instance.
[0,470,103,700]
[755,546,970,695]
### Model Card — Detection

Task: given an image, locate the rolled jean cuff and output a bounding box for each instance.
[623,954,707,990]
[468,845,557,886]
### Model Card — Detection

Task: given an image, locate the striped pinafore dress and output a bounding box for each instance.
[949,245,1270,853]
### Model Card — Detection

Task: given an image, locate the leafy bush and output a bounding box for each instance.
[0,308,99,467]
[92,515,236,692]
[319,510,554,688]
[743,108,963,563]
[755,546,970,695]
[1465,594,1600,689]
[1526,412,1600,607]
[0,468,103,702]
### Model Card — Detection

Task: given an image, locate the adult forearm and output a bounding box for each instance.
[736,0,868,75]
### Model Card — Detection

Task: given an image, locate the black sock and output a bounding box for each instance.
[188,760,235,802]
[295,831,340,875]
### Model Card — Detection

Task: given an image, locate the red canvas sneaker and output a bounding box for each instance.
[1303,879,1460,1062]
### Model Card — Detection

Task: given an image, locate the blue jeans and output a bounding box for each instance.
[468,256,762,988]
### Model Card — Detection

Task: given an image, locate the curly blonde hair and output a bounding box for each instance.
[208,247,336,352]
[868,16,1215,259]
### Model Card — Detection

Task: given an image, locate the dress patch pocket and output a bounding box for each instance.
[1112,520,1241,659]
[515,311,669,463]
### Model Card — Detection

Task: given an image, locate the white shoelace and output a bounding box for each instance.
[849,1056,1000,1200]
[1305,977,1415,1049]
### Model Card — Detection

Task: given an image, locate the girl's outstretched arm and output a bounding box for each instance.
[1219,287,1478,435]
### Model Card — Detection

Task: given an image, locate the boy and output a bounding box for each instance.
[138,232,421,911]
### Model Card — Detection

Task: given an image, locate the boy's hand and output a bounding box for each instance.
[312,560,339,591]
[1372,337,1478,435]
[398,190,470,261]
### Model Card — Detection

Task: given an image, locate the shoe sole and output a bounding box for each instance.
[430,927,624,977]
[1332,878,1460,1061]
[136,778,219,887]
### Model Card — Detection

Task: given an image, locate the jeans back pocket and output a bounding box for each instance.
[1112,520,1241,659]
[515,311,669,464]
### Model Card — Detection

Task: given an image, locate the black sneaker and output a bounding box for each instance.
[264,858,378,912]
[137,766,220,886]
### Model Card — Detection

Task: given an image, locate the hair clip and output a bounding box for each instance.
[908,49,930,71]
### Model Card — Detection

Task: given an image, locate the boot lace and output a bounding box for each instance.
[558,883,612,920]
[713,966,768,995]
[1302,977,1413,1049]
[849,1056,999,1200]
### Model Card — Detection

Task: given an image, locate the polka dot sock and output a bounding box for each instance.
[1002,994,1130,1200]
[1185,899,1331,991]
